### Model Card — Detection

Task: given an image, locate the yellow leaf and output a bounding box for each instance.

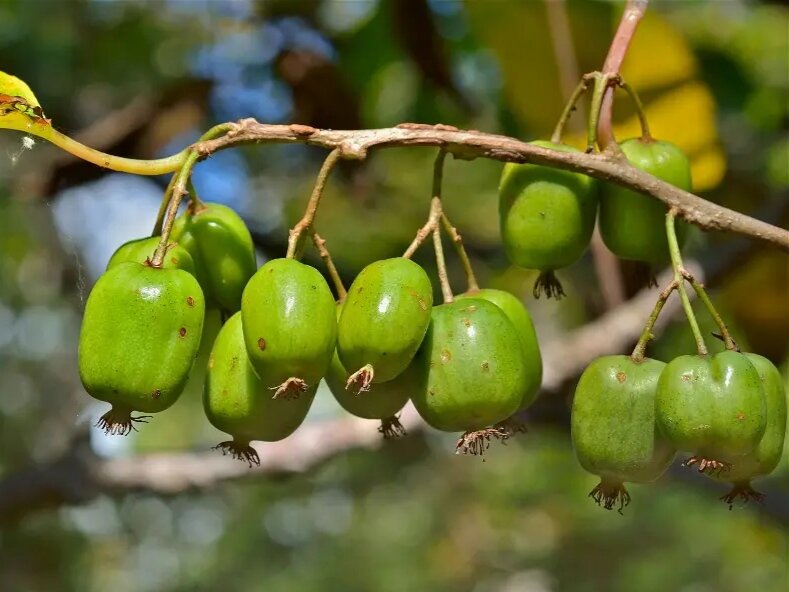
[0,70,51,136]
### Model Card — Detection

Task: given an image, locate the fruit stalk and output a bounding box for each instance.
[311,230,347,299]
[151,123,235,237]
[666,209,707,355]
[586,72,616,152]
[616,79,652,142]
[433,226,453,303]
[681,269,736,351]
[151,150,200,268]
[630,279,678,362]
[597,0,650,149]
[550,76,590,144]
[286,148,343,259]
[440,213,478,292]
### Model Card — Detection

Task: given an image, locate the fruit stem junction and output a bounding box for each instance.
[666,209,707,355]
[287,148,343,259]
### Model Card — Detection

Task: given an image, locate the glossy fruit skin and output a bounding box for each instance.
[107,236,196,276]
[599,138,692,264]
[499,140,597,271]
[656,351,767,459]
[572,356,675,484]
[328,303,416,419]
[457,288,542,411]
[78,262,205,413]
[710,353,786,483]
[241,258,337,388]
[410,299,527,432]
[338,258,432,383]
[171,202,257,314]
[204,313,315,443]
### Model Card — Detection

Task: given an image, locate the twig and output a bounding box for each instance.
[190,121,789,251]
[286,148,343,259]
[597,0,650,149]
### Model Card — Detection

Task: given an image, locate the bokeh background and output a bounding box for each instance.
[0,0,787,590]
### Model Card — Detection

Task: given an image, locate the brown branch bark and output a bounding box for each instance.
[195,120,789,251]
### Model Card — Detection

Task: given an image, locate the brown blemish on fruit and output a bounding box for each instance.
[440,349,452,363]
[230,356,239,370]
[418,297,427,311]
[179,327,187,338]
[152,389,161,399]
[258,338,266,351]
[428,388,435,397]
[481,361,490,372]
[681,373,691,382]
[460,305,477,313]
[616,372,626,383]
[463,318,471,327]
[186,296,195,307]
[736,411,745,421]
[171,257,179,265]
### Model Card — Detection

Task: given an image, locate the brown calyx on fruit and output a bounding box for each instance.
[95,407,153,436]
[588,480,631,514]
[270,377,308,400]
[533,271,566,299]
[213,440,260,468]
[719,481,765,510]
[455,426,510,457]
[378,416,407,439]
[495,416,527,437]
[346,364,374,394]
[682,456,731,475]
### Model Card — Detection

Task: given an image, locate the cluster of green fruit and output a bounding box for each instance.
[572,351,786,511]
[500,137,691,297]
[78,201,545,463]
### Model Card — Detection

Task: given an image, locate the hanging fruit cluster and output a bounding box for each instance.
[70,70,786,509]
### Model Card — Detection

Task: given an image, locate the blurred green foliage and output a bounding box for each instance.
[0,1,787,591]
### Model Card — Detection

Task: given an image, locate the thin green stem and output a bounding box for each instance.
[150,123,234,236]
[44,126,188,175]
[403,150,448,258]
[667,209,707,355]
[311,231,347,300]
[631,279,677,362]
[152,173,178,237]
[287,148,343,259]
[586,72,618,153]
[151,150,200,267]
[551,77,590,144]
[440,213,478,292]
[617,79,651,141]
[682,270,736,351]
[433,227,453,303]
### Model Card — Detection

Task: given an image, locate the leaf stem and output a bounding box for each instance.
[630,279,677,362]
[311,231,346,300]
[44,126,188,175]
[667,209,707,355]
[551,77,590,144]
[440,213,478,292]
[286,148,343,259]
